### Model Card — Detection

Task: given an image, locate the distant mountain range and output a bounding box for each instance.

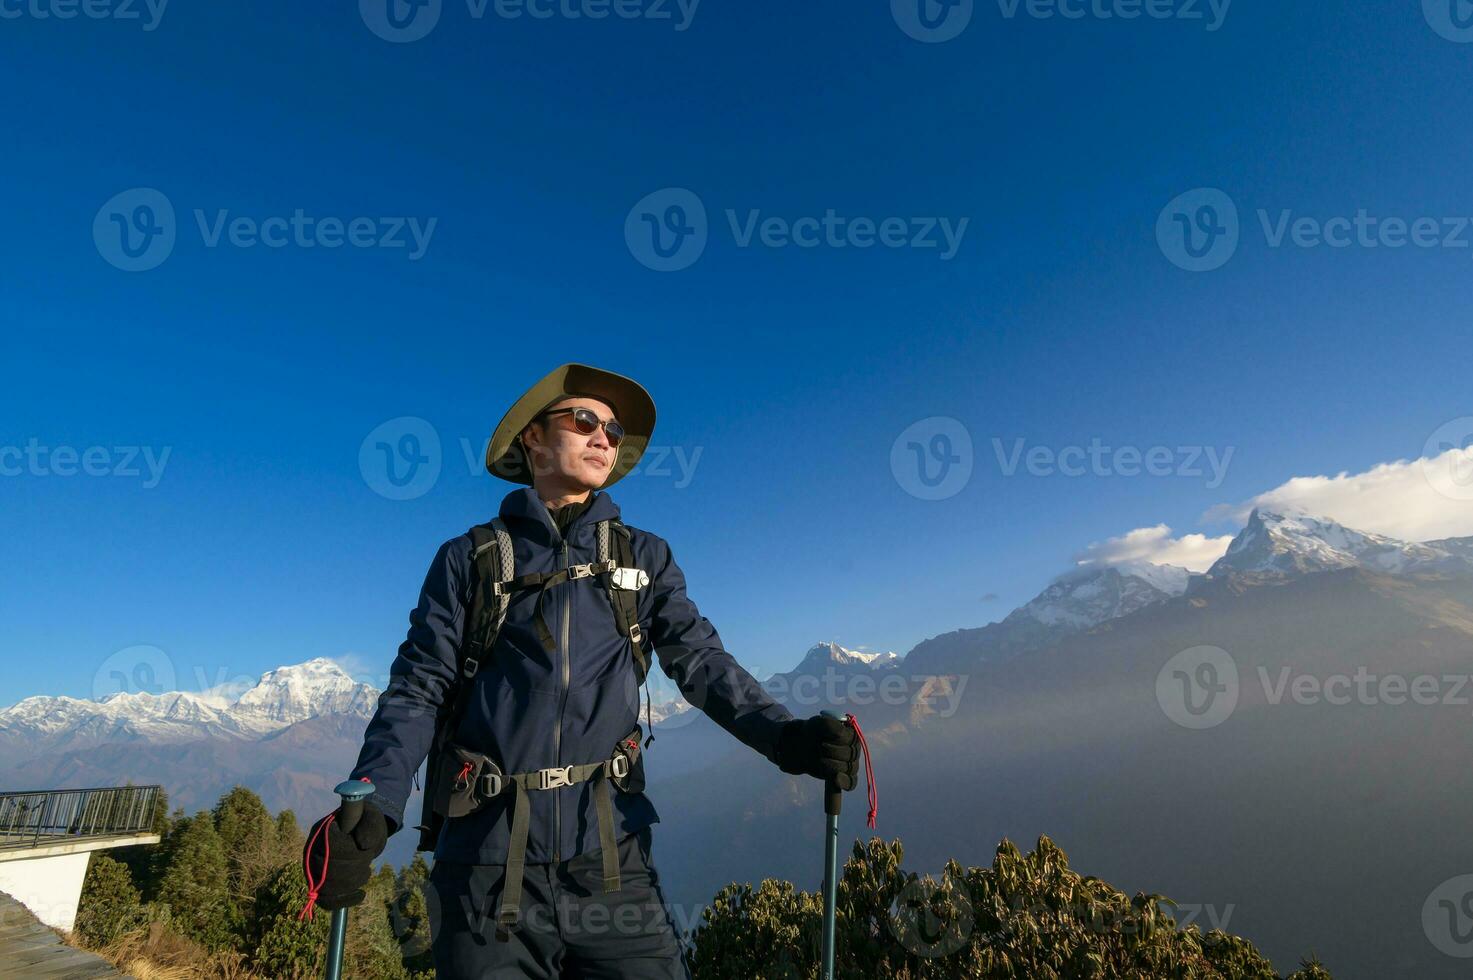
[0,659,379,755]
[14,509,1461,762]
[5,508,1473,976]
[648,509,1473,980]
[908,508,1473,676]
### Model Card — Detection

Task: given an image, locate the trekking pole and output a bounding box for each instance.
[820,710,842,980]
[819,711,876,980]
[324,778,375,980]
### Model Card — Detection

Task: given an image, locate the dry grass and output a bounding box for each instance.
[70,922,266,980]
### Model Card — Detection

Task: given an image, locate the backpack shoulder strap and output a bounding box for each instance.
[462,518,514,678]
[596,518,649,684]
[415,519,513,852]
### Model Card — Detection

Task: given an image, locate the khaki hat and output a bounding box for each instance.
[484,363,656,488]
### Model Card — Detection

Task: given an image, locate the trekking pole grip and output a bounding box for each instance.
[334,778,374,834]
[821,710,843,817]
[323,779,375,980]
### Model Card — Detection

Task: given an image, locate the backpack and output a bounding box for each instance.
[414,516,654,853]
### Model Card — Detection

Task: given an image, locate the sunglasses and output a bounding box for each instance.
[538,407,626,448]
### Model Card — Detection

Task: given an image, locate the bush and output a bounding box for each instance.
[251,863,327,980]
[75,854,150,948]
[688,835,1334,980]
[153,812,235,949]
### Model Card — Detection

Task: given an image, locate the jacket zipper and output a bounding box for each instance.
[554,537,571,863]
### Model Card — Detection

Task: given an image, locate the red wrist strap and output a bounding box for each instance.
[298,813,334,922]
[844,713,877,829]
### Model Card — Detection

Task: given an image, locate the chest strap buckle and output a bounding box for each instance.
[533,765,575,790]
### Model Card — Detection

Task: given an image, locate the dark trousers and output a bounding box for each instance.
[430,827,692,979]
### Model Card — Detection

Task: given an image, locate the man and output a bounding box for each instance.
[305,363,859,979]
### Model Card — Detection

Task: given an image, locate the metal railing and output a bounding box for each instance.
[0,785,162,851]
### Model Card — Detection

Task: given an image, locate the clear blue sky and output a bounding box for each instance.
[3,3,1471,704]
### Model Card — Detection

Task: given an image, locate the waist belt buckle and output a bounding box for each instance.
[610,755,630,779]
[537,765,575,790]
[479,772,503,797]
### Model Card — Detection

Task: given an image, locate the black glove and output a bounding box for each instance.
[303,801,389,911]
[776,715,859,790]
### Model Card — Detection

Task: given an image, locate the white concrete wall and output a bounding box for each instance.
[0,850,91,932]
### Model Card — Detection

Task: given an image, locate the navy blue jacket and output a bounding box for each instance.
[351,486,795,865]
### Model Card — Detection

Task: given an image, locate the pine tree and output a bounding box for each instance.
[346,866,412,980]
[113,786,171,900]
[274,809,305,867]
[213,785,278,938]
[253,862,327,980]
[154,811,233,949]
[74,853,148,948]
[393,854,434,973]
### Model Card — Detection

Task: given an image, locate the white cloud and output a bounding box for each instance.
[1203,443,1473,542]
[1067,438,1473,583]
[327,652,385,686]
[1075,524,1233,572]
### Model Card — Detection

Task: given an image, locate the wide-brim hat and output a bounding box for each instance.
[484,363,656,489]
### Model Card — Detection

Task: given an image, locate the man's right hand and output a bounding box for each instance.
[303,801,389,910]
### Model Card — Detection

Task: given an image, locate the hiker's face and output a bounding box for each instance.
[521,396,619,490]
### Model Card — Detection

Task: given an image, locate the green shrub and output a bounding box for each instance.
[688,835,1333,980]
[153,811,236,949]
[74,854,149,948]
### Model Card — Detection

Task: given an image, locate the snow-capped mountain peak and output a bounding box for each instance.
[230,658,377,729]
[1208,509,1473,579]
[1013,560,1191,631]
[788,641,901,675]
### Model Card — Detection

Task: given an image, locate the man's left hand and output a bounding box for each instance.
[776,715,858,789]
